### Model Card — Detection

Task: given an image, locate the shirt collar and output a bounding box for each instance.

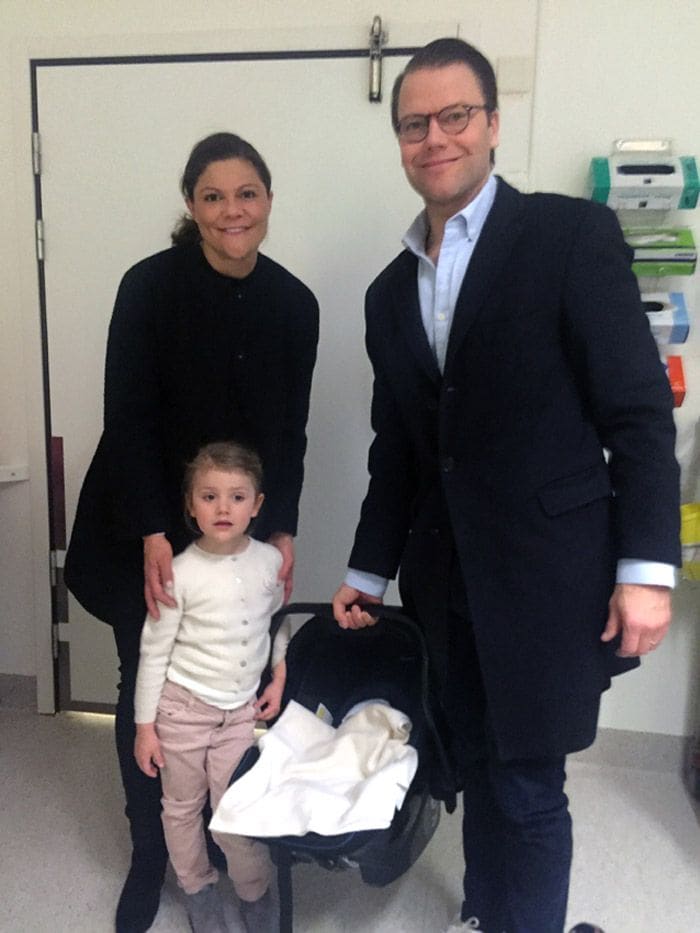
[402,173,498,260]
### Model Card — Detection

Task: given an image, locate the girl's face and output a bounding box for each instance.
[188,467,263,554]
[186,157,272,278]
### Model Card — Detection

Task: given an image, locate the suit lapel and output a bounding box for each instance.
[391,250,442,384]
[444,179,525,374]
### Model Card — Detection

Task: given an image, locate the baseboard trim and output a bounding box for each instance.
[572,726,691,773]
[0,673,37,710]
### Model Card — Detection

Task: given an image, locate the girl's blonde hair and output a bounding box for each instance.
[183,441,263,533]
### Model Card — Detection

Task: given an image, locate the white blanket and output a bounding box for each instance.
[210,700,418,837]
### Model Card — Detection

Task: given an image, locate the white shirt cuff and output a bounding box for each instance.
[616,559,676,588]
[344,568,389,599]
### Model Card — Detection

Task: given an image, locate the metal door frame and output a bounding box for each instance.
[30,43,420,712]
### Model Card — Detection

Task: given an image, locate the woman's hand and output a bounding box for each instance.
[134,723,165,778]
[268,532,295,603]
[143,534,176,619]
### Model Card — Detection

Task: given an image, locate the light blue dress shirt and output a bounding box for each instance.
[346,175,675,596]
[404,173,497,372]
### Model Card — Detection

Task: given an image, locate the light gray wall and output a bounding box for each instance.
[530,0,700,734]
[1,1,697,735]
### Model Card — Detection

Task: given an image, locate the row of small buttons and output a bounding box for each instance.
[240,613,249,665]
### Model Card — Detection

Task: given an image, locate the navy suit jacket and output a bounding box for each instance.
[349,178,680,759]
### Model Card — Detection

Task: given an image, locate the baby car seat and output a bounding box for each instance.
[226,603,456,933]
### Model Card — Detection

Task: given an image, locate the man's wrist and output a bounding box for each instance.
[616,559,676,589]
[345,568,389,598]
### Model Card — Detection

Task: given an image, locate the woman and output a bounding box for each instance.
[64,132,319,933]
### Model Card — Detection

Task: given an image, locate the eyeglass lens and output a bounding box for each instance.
[398,105,481,142]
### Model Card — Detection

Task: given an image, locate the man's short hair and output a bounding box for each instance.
[391,38,499,132]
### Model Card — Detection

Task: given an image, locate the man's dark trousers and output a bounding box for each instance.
[433,560,572,933]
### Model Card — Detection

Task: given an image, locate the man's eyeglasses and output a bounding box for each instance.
[395,104,490,143]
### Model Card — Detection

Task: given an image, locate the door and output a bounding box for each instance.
[35,49,423,709]
[33,33,533,709]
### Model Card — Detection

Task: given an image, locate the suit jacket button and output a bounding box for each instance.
[442,456,455,472]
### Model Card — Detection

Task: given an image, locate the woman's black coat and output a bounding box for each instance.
[65,244,319,627]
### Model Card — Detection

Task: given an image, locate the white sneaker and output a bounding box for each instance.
[445,915,484,932]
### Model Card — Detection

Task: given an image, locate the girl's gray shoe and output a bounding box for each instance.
[239,889,277,933]
[184,883,228,933]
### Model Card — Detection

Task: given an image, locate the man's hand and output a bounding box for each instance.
[143,534,176,619]
[268,532,294,603]
[602,583,672,657]
[134,723,165,778]
[332,583,383,629]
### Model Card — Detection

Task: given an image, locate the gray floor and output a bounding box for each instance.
[1,679,699,932]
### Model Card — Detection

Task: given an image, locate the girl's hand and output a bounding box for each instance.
[255,660,286,721]
[134,723,165,778]
[268,532,294,603]
[143,534,176,619]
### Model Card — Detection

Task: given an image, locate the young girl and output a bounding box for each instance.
[134,441,288,933]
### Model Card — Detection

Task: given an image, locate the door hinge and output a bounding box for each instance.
[51,622,59,659]
[35,219,45,261]
[32,132,42,175]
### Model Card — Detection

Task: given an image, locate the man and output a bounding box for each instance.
[332,38,679,933]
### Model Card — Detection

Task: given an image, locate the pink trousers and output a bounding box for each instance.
[156,680,272,898]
